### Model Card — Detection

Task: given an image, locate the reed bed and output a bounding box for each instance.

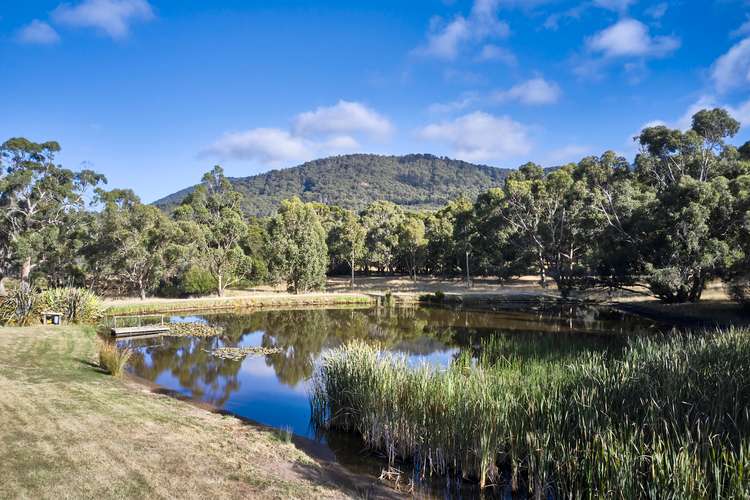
[98,340,133,377]
[310,328,750,498]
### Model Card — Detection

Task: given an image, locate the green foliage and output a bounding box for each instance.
[86,189,182,299]
[267,198,328,293]
[361,200,405,272]
[0,138,105,286]
[38,287,104,324]
[174,166,255,297]
[0,283,38,326]
[155,154,512,216]
[312,328,750,496]
[180,266,217,296]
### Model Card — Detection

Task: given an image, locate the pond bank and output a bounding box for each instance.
[105,292,376,316]
[0,325,395,499]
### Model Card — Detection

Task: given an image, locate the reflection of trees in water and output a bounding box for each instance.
[127,305,659,399]
[126,335,242,406]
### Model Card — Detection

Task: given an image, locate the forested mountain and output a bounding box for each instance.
[154,154,512,215]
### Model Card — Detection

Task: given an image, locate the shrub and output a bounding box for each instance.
[0,283,39,326]
[98,340,133,377]
[39,288,104,324]
[180,266,217,296]
[727,272,750,308]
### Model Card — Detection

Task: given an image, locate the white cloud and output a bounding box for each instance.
[428,92,480,114]
[204,101,392,164]
[732,17,750,38]
[413,0,509,60]
[475,44,517,65]
[428,79,560,114]
[292,100,393,139]
[204,128,312,164]
[52,0,154,39]
[586,18,680,58]
[593,0,636,13]
[418,111,531,162]
[17,20,60,44]
[491,78,561,105]
[545,144,591,164]
[645,2,668,20]
[712,37,750,93]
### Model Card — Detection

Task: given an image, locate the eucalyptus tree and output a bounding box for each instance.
[361,200,405,273]
[326,207,366,286]
[173,166,253,297]
[89,189,181,299]
[0,138,105,290]
[267,197,328,293]
[397,213,427,282]
[633,109,741,302]
[492,163,598,295]
[423,206,455,277]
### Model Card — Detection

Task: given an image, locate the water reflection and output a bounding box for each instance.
[121,304,659,437]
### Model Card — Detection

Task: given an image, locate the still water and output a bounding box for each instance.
[119,304,661,440]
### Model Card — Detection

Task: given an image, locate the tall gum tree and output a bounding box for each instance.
[0,138,105,291]
[173,166,253,297]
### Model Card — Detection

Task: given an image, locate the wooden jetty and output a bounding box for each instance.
[110,325,171,338]
[109,314,169,338]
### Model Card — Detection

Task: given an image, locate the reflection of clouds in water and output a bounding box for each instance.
[239,356,309,395]
[239,356,278,378]
[169,315,208,324]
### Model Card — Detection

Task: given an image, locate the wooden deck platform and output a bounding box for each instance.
[110,325,171,338]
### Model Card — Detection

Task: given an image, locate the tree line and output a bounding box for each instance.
[1,108,748,304]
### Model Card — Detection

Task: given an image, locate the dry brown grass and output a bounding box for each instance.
[0,326,360,499]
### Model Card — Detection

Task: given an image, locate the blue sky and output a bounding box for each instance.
[2,0,750,202]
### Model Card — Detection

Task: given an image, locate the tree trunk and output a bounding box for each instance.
[140,287,146,301]
[0,276,6,297]
[21,256,32,283]
[350,248,355,288]
[217,275,224,297]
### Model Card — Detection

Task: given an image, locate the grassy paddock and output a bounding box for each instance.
[0,325,349,499]
[311,328,750,498]
[104,293,375,316]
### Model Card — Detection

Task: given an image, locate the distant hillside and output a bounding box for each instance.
[154,154,512,216]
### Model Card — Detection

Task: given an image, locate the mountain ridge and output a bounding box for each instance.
[154,153,513,216]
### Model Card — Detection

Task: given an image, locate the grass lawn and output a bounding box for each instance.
[0,325,360,499]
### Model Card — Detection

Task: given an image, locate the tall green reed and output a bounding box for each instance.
[310,328,750,497]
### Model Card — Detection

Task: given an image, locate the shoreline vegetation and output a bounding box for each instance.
[311,328,750,497]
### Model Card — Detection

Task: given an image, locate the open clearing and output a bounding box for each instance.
[0,326,373,499]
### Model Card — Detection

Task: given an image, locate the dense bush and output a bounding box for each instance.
[39,288,104,324]
[180,266,217,296]
[0,283,38,326]
[727,272,750,307]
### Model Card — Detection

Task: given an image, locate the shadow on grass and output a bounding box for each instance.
[75,357,108,374]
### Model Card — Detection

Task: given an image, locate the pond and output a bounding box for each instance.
[117,304,662,494]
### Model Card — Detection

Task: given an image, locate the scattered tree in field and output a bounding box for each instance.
[633,109,741,302]
[173,166,254,297]
[267,198,328,293]
[361,201,404,273]
[326,207,365,287]
[397,214,427,282]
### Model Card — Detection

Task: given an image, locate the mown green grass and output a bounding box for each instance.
[311,328,750,498]
[0,325,348,499]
